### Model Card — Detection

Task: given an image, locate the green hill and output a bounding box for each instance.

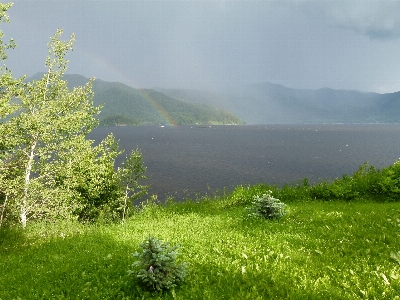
[29,74,244,126]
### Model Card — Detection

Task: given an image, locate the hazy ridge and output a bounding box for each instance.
[156,82,400,124]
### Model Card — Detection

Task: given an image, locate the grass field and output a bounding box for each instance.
[1,193,400,299]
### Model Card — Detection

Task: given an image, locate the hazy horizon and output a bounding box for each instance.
[5,1,400,94]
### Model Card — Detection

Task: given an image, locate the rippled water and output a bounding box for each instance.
[87,124,400,200]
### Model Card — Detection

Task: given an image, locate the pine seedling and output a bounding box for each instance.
[130,237,187,291]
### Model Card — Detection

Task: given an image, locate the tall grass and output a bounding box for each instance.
[1,161,400,299]
[1,198,399,299]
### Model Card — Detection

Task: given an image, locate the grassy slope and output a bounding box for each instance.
[1,197,399,299]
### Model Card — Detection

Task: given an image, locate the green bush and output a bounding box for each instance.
[377,160,400,200]
[247,191,287,219]
[308,160,400,202]
[226,160,400,206]
[225,184,274,207]
[129,237,188,291]
[277,178,311,203]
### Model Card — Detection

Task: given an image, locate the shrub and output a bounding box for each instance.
[247,191,287,219]
[377,160,400,200]
[129,237,188,291]
[225,184,275,207]
[309,161,400,202]
[277,179,311,203]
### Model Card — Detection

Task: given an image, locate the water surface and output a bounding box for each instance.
[88,124,400,200]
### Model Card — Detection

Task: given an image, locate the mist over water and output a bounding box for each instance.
[87,124,400,201]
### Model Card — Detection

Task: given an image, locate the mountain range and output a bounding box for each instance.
[30,74,400,124]
[156,82,400,124]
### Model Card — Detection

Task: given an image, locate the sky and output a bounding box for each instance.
[3,0,400,94]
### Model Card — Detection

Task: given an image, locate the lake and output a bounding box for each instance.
[87,124,400,201]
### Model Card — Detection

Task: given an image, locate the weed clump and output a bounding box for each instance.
[129,237,187,291]
[247,191,286,219]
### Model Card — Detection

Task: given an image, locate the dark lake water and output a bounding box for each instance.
[87,124,400,201]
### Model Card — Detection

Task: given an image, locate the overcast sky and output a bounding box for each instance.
[4,0,400,93]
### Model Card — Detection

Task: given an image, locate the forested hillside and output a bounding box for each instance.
[29,74,244,125]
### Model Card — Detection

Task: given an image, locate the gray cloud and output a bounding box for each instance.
[4,1,400,93]
[301,1,400,40]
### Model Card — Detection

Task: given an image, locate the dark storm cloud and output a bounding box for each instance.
[3,1,400,93]
[301,1,400,40]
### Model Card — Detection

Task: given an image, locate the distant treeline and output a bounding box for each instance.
[99,114,139,126]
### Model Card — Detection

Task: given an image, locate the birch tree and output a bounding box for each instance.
[0,2,25,227]
[0,3,148,228]
[0,29,100,228]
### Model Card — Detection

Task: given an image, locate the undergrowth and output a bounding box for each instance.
[1,160,400,299]
[223,160,400,207]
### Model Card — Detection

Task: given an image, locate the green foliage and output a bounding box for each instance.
[99,114,139,126]
[51,135,148,223]
[224,183,274,207]
[0,3,25,224]
[309,160,400,202]
[1,200,400,299]
[52,134,120,222]
[130,237,188,291]
[117,148,148,223]
[376,160,400,199]
[246,191,287,219]
[0,10,148,227]
[0,3,16,63]
[225,159,400,207]
[0,28,100,227]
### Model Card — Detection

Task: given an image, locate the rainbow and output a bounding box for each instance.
[136,89,177,126]
[11,13,178,126]
[75,45,177,126]
[75,45,138,87]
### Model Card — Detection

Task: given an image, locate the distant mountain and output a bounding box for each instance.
[28,74,245,125]
[156,83,400,124]
[28,73,400,124]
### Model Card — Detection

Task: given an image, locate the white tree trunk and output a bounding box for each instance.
[122,185,129,224]
[20,207,27,229]
[21,140,37,228]
[0,194,7,227]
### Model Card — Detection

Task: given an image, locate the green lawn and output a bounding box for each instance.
[1,198,400,299]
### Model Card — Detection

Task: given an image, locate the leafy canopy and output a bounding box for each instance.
[0,3,148,228]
